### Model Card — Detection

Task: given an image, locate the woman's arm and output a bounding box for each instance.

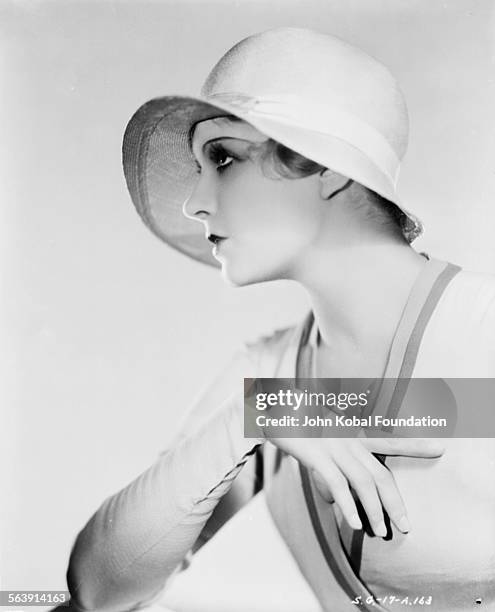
[66,348,263,612]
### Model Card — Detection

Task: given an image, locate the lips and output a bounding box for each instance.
[207,233,227,245]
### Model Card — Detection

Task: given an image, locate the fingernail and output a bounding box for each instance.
[374,520,387,537]
[349,513,362,530]
[397,515,410,533]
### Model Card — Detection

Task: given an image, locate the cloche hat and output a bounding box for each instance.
[122,27,423,267]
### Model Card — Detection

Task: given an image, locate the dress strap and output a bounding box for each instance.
[296,258,462,611]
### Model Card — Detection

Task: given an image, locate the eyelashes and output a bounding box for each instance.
[207,142,236,172]
[195,142,242,174]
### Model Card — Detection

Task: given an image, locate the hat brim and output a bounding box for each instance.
[122,95,422,268]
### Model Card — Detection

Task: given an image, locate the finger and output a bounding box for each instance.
[362,437,445,458]
[351,443,410,534]
[313,461,363,531]
[332,451,387,537]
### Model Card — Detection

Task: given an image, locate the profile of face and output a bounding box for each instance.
[184,117,334,287]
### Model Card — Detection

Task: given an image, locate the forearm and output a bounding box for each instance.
[67,394,263,612]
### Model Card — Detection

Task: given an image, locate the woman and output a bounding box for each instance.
[66,28,495,612]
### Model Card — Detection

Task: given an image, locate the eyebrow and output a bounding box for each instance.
[201,136,255,151]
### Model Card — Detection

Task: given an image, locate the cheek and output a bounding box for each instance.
[216,168,323,284]
[221,171,321,248]
[221,203,320,284]
[244,224,311,264]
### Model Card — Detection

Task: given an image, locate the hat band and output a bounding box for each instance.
[207,92,401,184]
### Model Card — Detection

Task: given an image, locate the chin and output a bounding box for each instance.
[219,258,286,287]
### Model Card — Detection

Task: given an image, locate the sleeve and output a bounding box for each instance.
[66,344,266,612]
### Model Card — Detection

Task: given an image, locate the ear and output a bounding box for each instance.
[319,169,352,200]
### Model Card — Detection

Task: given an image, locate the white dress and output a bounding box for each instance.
[66,258,495,612]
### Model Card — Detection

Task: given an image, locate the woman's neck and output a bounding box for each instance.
[296,241,427,357]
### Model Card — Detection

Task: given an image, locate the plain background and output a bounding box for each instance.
[1,0,494,600]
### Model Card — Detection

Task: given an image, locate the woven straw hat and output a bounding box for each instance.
[122,27,423,267]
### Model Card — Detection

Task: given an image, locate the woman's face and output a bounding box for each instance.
[184,117,326,286]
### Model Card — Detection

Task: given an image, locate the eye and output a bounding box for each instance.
[216,153,234,171]
[208,142,236,173]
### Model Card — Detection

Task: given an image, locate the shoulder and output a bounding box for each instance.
[439,268,495,329]
[169,317,308,442]
[420,266,495,375]
[244,324,300,359]
[446,268,495,306]
[243,314,309,377]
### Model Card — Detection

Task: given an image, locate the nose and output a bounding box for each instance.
[182,173,218,222]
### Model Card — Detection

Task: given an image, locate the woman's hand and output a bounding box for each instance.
[267,436,445,536]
